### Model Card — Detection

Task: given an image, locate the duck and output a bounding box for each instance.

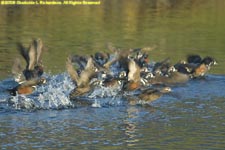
[69,86,92,98]
[193,56,217,77]
[131,45,156,67]
[174,55,217,78]
[138,52,149,67]
[127,87,171,105]
[152,58,171,76]
[123,59,141,91]
[15,38,44,81]
[100,71,126,88]
[138,87,171,102]
[70,54,88,71]
[106,43,147,73]
[66,56,98,99]
[128,49,150,68]
[94,52,110,67]
[174,60,193,75]
[105,44,153,73]
[149,66,189,85]
[106,43,129,71]
[201,56,217,67]
[8,78,46,96]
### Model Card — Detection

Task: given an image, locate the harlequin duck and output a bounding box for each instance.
[8,78,46,96]
[152,58,171,76]
[192,56,217,77]
[174,55,217,78]
[100,71,126,88]
[149,66,189,85]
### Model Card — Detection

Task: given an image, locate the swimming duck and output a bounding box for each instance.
[128,87,171,105]
[149,66,189,85]
[174,55,217,78]
[8,78,46,96]
[127,49,150,68]
[192,56,217,77]
[137,52,149,68]
[100,71,126,88]
[174,60,193,75]
[152,58,171,76]
[15,38,44,81]
[138,87,171,102]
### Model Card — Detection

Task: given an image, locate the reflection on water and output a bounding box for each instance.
[1,91,224,149]
[124,107,140,147]
[1,0,225,149]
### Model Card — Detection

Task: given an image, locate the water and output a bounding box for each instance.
[1,0,225,149]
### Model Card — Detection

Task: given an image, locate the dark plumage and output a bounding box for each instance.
[152,58,171,76]
[175,55,217,78]
[16,38,44,81]
[187,54,202,64]
[94,52,110,66]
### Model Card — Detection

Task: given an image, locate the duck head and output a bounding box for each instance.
[201,56,217,68]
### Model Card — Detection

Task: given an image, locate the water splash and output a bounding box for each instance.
[1,74,225,110]
[2,73,74,110]
[34,73,74,109]
[87,85,122,98]
[92,98,101,108]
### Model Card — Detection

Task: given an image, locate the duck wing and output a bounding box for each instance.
[17,42,29,69]
[71,55,87,70]
[78,57,97,87]
[66,56,79,84]
[128,59,140,82]
[27,40,37,70]
[36,38,43,65]
[11,58,25,82]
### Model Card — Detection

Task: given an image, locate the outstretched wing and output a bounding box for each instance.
[11,58,23,74]
[35,38,43,65]
[17,42,29,68]
[128,59,140,82]
[66,56,79,84]
[11,58,25,83]
[27,40,36,70]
